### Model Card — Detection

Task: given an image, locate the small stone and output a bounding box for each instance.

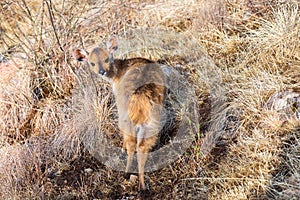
[84,168,93,174]
[129,174,138,183]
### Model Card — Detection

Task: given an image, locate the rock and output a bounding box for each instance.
[84,168,93,174]
[265,90,300,119]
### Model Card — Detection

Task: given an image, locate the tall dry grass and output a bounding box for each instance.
[0,0,299,199]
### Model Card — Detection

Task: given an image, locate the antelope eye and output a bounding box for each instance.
[105,58,109,63]
[90,62,95,67]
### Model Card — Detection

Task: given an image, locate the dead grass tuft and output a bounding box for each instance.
[0,0,299,199]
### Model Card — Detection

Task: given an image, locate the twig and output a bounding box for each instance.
[45,0,64,52]
[181,177,269,182]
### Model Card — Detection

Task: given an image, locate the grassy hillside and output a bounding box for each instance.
[0,0,299,199]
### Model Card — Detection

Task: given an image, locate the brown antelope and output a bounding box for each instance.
[72,35,165,193]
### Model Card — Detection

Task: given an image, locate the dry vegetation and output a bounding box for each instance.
[0,0,300,199]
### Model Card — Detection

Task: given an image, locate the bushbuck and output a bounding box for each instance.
[72,35,165,193]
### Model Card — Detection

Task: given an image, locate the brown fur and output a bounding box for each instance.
[129,91,151,125]
[129,83,165,124]
[73,35,165,193]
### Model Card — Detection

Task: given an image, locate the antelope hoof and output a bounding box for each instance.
[124,172,131,180]
[138,188,151,199]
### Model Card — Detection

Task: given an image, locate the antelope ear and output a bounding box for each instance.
[106,35,119,55]
[72,48,88,62]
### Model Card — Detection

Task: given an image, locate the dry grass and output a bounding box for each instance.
[0,0,300,199]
